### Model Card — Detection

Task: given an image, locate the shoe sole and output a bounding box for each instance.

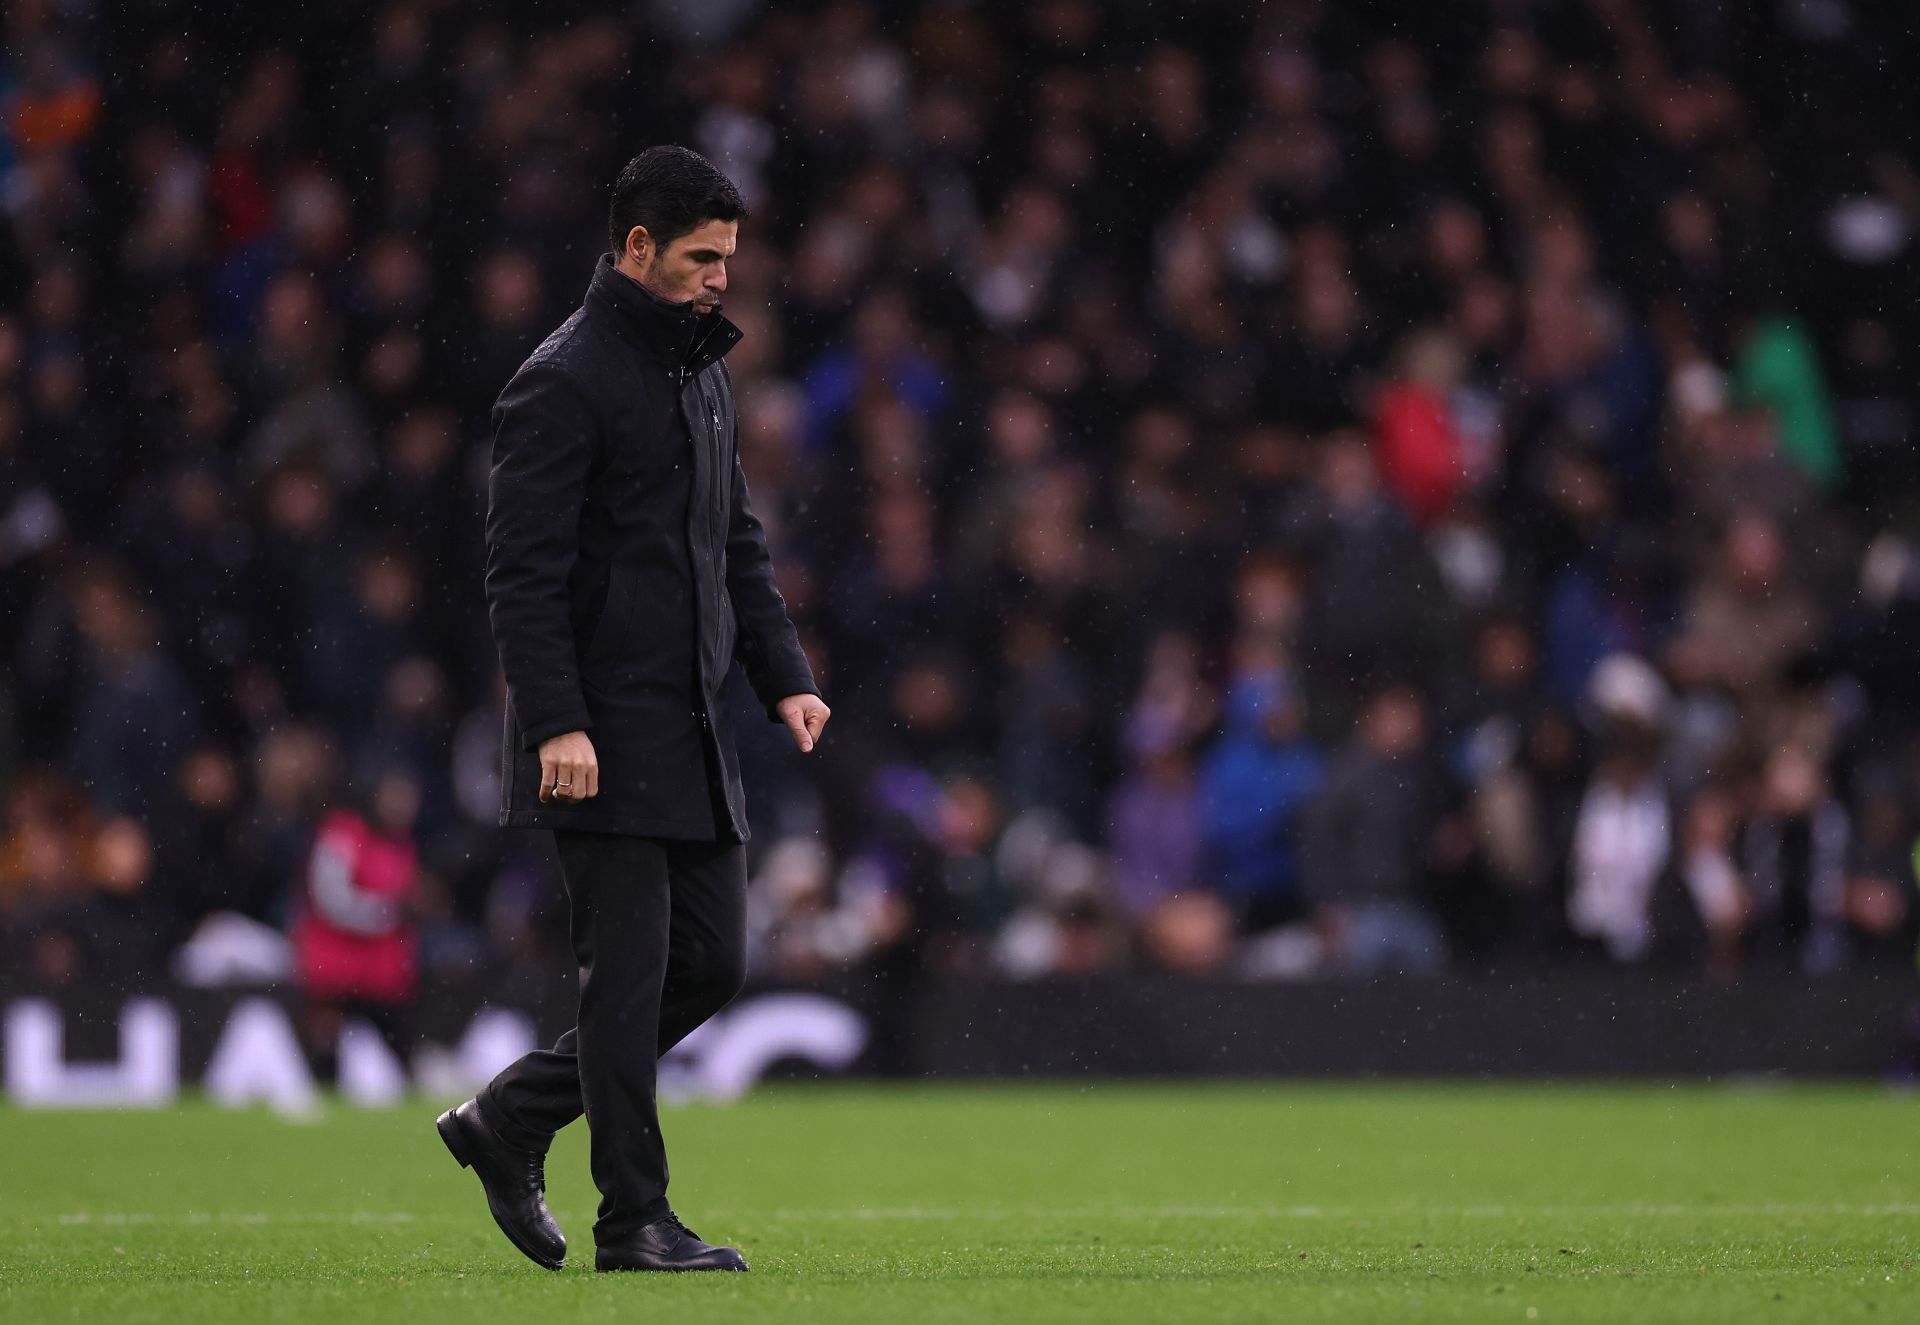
[436,1108,566,1273]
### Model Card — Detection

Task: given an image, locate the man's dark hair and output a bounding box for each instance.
[607,146,748,254]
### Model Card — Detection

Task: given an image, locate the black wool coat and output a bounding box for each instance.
[483,253,820,842]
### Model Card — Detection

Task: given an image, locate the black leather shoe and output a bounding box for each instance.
[436,1098,567,1271]
[595,1212,748,1272]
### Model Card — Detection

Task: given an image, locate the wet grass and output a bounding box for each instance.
[2,1081,1917,1322]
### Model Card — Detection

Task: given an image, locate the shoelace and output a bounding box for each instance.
[507,1144,547,1188]
[662,1211,702,1243]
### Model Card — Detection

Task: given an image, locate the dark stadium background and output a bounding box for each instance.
[5,0,1920,1088]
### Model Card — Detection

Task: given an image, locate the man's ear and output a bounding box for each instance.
[624,225,652,265]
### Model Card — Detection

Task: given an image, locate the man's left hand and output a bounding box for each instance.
[775,694,831,753]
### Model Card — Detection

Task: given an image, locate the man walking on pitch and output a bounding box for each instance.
[438,146,829,1273]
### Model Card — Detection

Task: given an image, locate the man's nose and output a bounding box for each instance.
[708,264,728,294]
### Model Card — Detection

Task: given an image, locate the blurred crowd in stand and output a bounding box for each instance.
[5,0,1920,1017]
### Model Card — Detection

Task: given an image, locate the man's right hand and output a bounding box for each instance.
[538,730,599,802]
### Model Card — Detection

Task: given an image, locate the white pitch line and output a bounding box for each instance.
[733,1202,1920,1221]
[52,1212,418,1226]
[41,1203,1920,1228]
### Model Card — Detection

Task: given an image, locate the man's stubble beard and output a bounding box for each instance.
[636,256,717,310]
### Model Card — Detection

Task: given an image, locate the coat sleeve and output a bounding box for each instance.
[724,434,821,721]
[484,359,598,751]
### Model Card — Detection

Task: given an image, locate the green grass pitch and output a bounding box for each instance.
[2,1082,1917,1323]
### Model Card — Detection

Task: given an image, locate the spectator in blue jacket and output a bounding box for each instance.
[1199,669,1326,933]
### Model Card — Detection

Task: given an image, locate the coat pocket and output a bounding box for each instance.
[716,599,738,676]
[581,561,633,673]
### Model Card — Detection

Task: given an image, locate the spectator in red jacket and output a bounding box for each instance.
[1371,327,1470,528]
[290,763,423,1082]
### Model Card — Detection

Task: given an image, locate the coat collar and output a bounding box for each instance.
[585,251,743,380]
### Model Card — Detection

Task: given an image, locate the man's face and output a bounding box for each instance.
[631,218,737,309]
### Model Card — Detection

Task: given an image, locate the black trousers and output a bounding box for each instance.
[478,830,747,1242]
